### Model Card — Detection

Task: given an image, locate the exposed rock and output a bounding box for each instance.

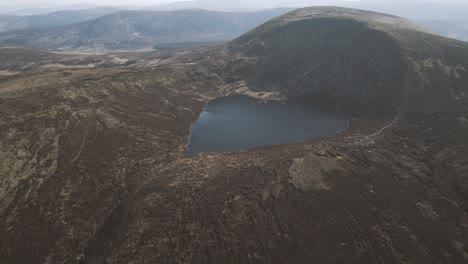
[416,201,441,220]
[288,155,338,191]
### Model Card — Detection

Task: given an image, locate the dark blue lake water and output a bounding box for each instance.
[185,95,348,157]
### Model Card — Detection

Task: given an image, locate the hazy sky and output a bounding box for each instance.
[1,0,467,7]
[0,0,174,6]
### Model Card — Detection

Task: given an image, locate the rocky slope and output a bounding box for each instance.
[0,8,291,52]
[1,6,468,264]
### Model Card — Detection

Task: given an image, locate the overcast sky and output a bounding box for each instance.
[1,0,467,7]
[0,0,173,6]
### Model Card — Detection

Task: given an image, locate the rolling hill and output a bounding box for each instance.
[1,6,468,264]
[153,0,468,42]
[0,8,292,51]
[0,3,101,16]
[0,7,122,32]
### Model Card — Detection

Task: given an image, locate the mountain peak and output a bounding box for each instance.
[273,6,428,32]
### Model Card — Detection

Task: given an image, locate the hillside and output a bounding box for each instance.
[152,0,468,42]
[0,8,291,51]
[149,0,274,11]
[0,7,122,32]
[0,3,101,16]
[1,6,468,264]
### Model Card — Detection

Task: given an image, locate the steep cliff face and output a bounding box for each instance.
[1,7,468,264]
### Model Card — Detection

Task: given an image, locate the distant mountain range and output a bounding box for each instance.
[2,0,468,17]
[0,9,292,51]
[148,0,275,12]
[147,0,468,42]
[0,7,121,32]
[419,19,468,42]
[0,3,101,16]
[0,0,467,50]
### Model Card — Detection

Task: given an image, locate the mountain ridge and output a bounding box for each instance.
[0,7,122,32]
[0,8,292,51]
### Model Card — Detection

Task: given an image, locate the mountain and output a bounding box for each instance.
[308,0,468,42]
[0,3,101,16]
[0,8,292,51]
[1,6,468,264]
[419,19,468,42]
[148,0,361,11]
[1,1,467,44]
[149,0,275,11]
[152,0,468,42]
[149,0,468,18]
[0,3,64,16]
[0,7,122,32]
